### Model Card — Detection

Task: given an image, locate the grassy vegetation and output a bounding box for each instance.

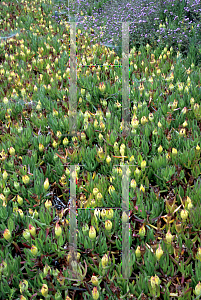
[0,0,201,299]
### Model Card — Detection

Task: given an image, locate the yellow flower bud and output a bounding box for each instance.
[149,113,154,122]
[135,246,141,258]
[108,185,115,195]
[166,230,173,244]
[17,195,23,205]
[172,148,177,156]
[23,229,31,241]
[91,275,99,286]
[0,193,6,203]
[81,88,85,96]
[3,228,11,241]
[158,145,163,153]
[56,131,62,139]
[122,211,129,223]
[187,201,193,210]
[77,252,81,261]
[131,179,137,189]
[9,146,15,156]
[106,209,114,220]
[181,106,188,114]
[29,208,34,216]
[43,264,51,276]
[39,143,44,152]
[141,116,148,125]
[63,137,69,146]
[155,244,163,260]
[139,225,146,238]
[100,121,105,131]
[89,226,96,240]
[117,167,122,176]
[92,286,99,300]
[55,222,62,237]
[52,140,58,148]
[105,220,112,231]
[53,108,58,116]
[3,170,8,180]
[22,175,30,185]
[180,209,188,221]
[179,128,186,137]
[67,252,73,263]
[183,120,188,127]
[81,132,86,141]
[3,97,9,104]
[158,121,162,128]
[94,119,98,129]
[29,224,36,237]
[99,82,106,92]
[41,284,48,297]
[151,275,160,289]
[194,282,201,296]
[140,184,145,193]
[31,245,38,256]
[98,147,104,159]
[45,200,52,209]
[33,209,38,219]
[101,209,107,220]
[106,155,111,164]
[134,167,141,177]
[18,209,24,218]
[96,192,103,202]
[101,253,109,268]
[141,160,146,171]
[131,118,139,129]
[19,279,28,294]
[44,178,49,190]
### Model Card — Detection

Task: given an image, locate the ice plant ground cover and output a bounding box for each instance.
[0,0,201,299]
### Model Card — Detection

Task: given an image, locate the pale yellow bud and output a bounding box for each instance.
[135,246,141,258]
[158,145,163,153]
[141,160,146,171]
[180,209,188,221]
[105,220,112,231]
[155,244,163,260]
[89,226,96,240]
[139,225,145,238]
[131,179,137,189]
[101,254,109,268]
[172,148,177,156]
[166,230,173,244]
[55,222,62,237]
[106,155,111,164]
